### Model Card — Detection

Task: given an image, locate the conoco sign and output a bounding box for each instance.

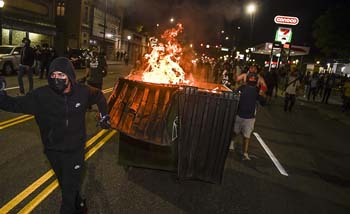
[274,15,299,26]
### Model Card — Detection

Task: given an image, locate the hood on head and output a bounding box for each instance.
[48,57,76,84]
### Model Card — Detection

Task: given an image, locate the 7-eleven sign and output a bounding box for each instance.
[275,27,292,44]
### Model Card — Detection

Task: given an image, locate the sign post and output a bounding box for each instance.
[268,15,299,72]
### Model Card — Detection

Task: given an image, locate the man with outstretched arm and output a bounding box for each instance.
[0,57,111,214]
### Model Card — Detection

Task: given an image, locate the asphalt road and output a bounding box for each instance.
[0,65,349,214]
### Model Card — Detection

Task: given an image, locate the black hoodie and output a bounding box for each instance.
[0,57,108,152]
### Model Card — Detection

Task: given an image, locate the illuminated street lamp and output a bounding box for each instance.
[0,0,4,45]
[170,18,174,23]
[225,36,229,40]
[246,3,257,45]
[127,35,132,58]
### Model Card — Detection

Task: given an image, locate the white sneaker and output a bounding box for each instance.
[242,153,251,161]
[229,140,235,150]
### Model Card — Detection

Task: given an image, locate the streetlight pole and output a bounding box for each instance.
[0,0,5,46]
[246,3,256,46]
[103,0,107,53]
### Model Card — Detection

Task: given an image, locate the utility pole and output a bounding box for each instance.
[103,0,107,53]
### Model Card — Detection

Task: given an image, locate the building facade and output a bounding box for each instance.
[1,0,56,46]
[55,0,123,59]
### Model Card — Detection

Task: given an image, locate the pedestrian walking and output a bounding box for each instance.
[0,57,111,214]
[39,43,51,79]
[18,38,35,95]
[116,51,120,61]
[284,71,301,112]
[85,51,108,90]
[34,45,42,76]
[322,74,335,104]
[308,73,318,101]
[230,71,266,160]
[124,53,129,65]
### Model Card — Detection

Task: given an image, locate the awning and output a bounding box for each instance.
[3,17,56,36]
[252,42,310,56]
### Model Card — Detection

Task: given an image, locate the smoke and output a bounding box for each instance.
[124,0,242,43]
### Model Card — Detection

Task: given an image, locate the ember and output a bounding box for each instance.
[141,23,189,84]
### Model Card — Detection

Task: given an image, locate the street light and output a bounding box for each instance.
[127,35,131,58]
[0,0,4,46]
[246,3,257,45]
[170,18,174,23]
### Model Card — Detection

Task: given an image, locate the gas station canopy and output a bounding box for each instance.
[251,43,310,56]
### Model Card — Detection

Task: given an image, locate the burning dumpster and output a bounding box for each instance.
[107,24,239,183]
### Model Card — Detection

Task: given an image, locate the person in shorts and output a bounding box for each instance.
[230,71,266,160]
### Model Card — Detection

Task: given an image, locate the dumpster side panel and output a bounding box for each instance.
[108,78,179,146]
[178,89,239,183]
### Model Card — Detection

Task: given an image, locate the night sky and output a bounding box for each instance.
[119,0,347,54]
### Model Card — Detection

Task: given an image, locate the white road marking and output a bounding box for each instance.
[253,132,289,176]
[4,86,19,91]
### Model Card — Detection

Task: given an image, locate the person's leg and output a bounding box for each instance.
[274,84,278,97]
[242,137,251,159]
[241,118,255,160]
[59,150,85,214]
[284,94,290,112]
[307,87,312,100]
[312,88,317,101]
[27,67,34,92]
[17,65,25,94]
[325,88,331,104]
[289,94,296,112]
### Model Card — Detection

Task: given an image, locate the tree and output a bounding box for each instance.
[313,4,350,59]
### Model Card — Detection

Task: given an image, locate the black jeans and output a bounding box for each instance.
[17,65,33,94]
[308,87,317,101]
[284,93,296,112]
[322,88,332,103]
[45,149,85,214]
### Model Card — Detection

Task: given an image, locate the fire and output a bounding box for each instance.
[142,24,189,84]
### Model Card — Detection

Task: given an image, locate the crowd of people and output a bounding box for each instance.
[189,58,350,161]
[202,59,350,114]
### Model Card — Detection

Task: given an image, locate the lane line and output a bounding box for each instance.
[253,132,289,176]
[0,129,108,214]
[4,86,20,91]
[0,116,34,130]
[17,130,117,214]
[0,115,31,126]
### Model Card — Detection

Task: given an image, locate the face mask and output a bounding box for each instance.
[48,78,68,94]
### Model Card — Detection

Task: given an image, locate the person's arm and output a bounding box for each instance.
[236,73,246,82]
[87,86,110,128]
[87,86,107,116]
[0,92,38,115]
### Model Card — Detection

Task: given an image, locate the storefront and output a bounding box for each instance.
[1,0,56,47]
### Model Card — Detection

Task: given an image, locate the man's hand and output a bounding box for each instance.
[99,114,111,129]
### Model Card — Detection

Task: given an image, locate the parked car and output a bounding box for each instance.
[0,45,22,75]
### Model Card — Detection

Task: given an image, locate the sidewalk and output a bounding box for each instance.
[107,60,126,65]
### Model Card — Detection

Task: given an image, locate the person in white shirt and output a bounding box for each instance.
[284,71,300,112]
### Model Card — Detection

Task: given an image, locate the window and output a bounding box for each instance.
[83,6,89,24]
[57,2,65,16]
[13,47,22,55]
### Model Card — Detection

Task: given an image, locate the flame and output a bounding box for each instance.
[142,24,189,84]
